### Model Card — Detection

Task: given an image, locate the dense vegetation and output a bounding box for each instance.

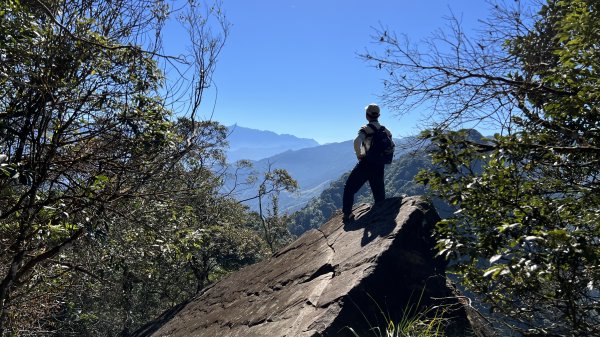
[0,1,294,335]
[365,0,600,335]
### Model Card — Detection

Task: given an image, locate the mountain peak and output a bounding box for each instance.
[226,125,319,162]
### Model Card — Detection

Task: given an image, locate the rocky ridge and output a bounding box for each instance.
[133,196,490,337]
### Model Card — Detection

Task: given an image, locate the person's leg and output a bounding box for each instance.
[368,163,386,204]
[342,162,369,215]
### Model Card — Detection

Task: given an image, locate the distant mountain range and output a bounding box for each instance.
[226,140,357,212]
[223,125,355,212]
[246,140,358,211]
[226,125,319,162]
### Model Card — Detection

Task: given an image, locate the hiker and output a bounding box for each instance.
[342,103,394,222]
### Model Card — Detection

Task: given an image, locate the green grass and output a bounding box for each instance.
[344,290,448,337]
[345,306,447,337]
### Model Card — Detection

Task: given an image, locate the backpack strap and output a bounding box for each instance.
[366,123,383,134]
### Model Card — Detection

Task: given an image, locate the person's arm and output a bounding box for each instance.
[386,128,395,151]
[353,130,367,160]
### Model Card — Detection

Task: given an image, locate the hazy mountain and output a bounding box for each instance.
[226,125,319,162]
[233,137,412,213]
[234,140,357,212]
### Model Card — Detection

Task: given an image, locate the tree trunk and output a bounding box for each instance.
[0,250,25,335]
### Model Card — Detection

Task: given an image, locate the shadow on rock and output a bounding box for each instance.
[343,197,404,246]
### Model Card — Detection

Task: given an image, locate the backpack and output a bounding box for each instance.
[364,124,394,165]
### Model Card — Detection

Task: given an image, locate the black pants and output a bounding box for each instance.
[342,160,385,215]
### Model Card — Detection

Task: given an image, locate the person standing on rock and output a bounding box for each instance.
[342,103,395,223]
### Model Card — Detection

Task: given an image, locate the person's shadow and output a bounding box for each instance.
[343,197,404,246]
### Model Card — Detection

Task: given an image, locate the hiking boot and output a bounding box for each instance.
[342,213,355,224]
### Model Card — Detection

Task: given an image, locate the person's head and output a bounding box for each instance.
[365,103,380,122]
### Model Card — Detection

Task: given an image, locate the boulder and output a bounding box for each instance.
[133,196,486,337]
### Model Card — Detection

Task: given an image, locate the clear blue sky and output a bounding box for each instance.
[174,1,493,144]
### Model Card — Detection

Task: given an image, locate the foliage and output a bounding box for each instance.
[365,0,600,335]
[251,166,299,253]
[48,182,268,336]
[0,0,275,335]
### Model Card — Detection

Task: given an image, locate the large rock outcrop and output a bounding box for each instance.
[134,196,484,337]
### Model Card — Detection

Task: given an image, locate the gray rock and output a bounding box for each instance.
[133,196,485,337]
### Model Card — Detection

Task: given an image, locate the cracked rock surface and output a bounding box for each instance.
[133,196,475,337]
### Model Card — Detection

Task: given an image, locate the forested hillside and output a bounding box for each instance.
[287,129,487,235]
